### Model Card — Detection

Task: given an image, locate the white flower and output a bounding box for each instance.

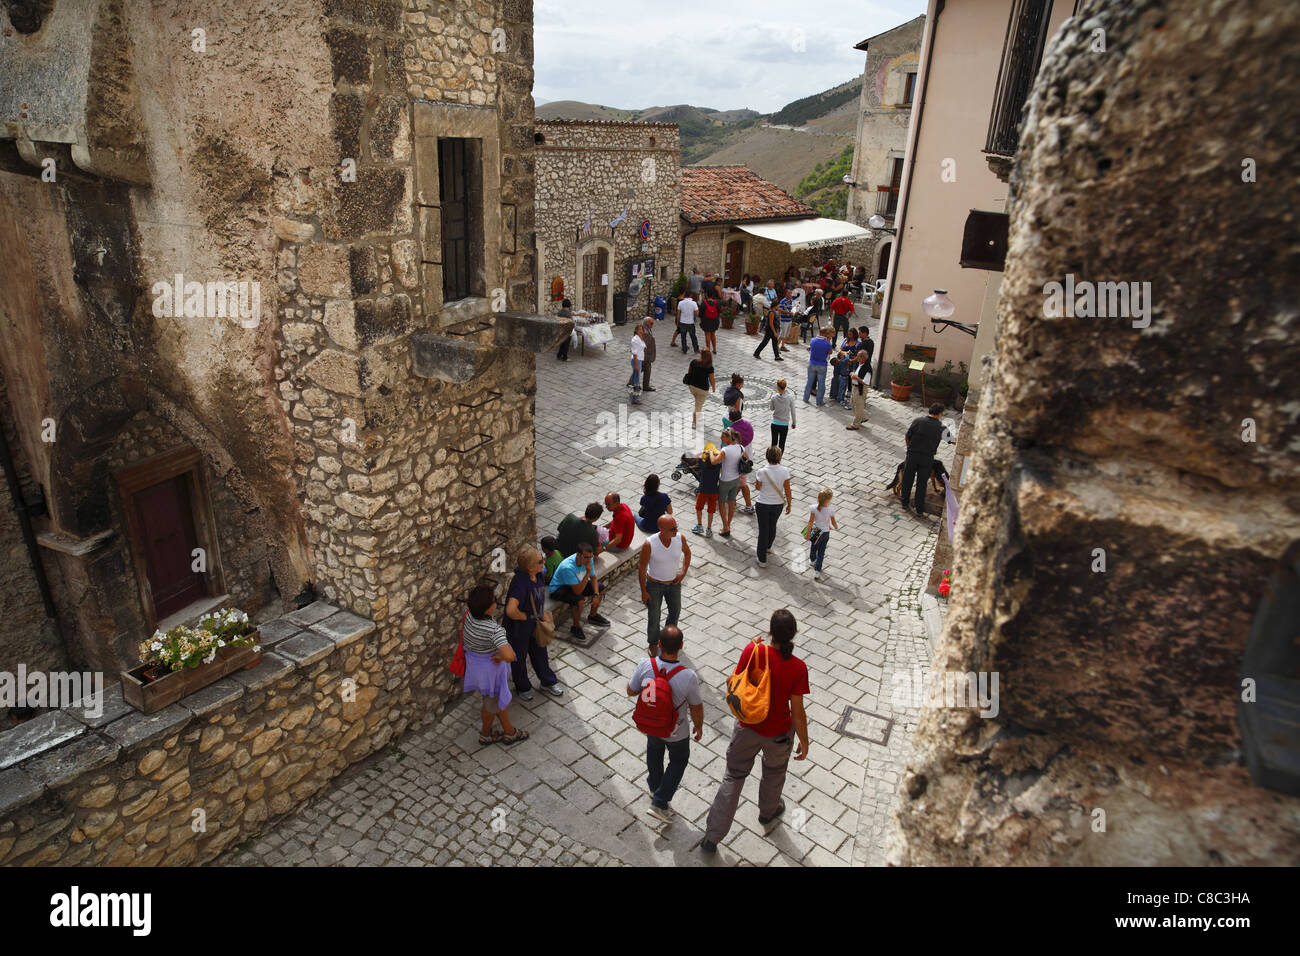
[253,645,262,654]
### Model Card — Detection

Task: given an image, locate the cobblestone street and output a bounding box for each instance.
[229,319,951,866]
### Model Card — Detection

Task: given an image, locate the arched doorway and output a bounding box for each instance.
[877,242,892,283]
[576,238,613,316]
[724,238,746,287]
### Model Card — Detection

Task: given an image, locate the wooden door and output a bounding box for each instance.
[582,247,609,314]
[135,476,206,620]
[725,240,744,287]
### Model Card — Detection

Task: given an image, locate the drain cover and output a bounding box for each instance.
[582,444,625,462]
[835,706,894,745]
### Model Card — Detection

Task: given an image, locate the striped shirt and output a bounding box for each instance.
[462,614,509,655]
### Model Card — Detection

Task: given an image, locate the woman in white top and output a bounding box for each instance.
[753,445,793,567]
[803,487,840,580]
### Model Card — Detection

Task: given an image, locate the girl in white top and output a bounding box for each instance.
[753,446,793,567]
[803,487,840,580]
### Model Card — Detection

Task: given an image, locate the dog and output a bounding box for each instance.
[885,458,948,500]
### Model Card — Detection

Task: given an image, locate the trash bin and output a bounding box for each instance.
[653,295,667,322]
[613,291,628,326]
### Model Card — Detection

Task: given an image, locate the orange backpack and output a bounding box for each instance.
[725,641,771,724]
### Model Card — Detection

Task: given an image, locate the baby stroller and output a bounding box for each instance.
[672,453,705,490]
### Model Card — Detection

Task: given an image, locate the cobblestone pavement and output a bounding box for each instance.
[229,320,949,866]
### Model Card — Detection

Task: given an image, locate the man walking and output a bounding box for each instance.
[829,290,855,348]
[688,266,704,297]
[638,514,690,656]
[803,326,834,406]
[846,349,871,430]
[752,299,782,361]
[677,292,700,354]
[900,402,946,516]
[627,626,703,824]
[641,317,657,392]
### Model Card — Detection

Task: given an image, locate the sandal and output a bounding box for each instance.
[502,729,530,745]
[479,730,503,746]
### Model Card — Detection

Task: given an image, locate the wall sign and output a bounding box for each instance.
[890,311,909,330]
[639,219,652,240]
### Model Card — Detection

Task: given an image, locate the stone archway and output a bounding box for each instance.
[575,237,613,317]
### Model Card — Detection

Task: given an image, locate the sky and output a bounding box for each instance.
[533,0,928,115]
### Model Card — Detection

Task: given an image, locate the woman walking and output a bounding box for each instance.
[769,379,796,452]
[700,292,721,353]
[803,488,839,581]
[683,349,716,429]
[503,547,562,700]
[752,301,782,361]
[753,446,792,568]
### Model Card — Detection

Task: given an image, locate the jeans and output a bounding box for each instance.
[753,324,780,359]
[830,369,848,402]
[901,454,935,513]
[628,358,641,390]
[646,736,691,808]
[809,529,830,571]
[803,364,827,404]
[704,723,793,842]
[756,502,782,562]
[679,324,698,353]
[770,423,788,451]
[645,579,681,651]
[507,624,558,693]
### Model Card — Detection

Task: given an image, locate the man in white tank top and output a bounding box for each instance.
[638,515,692,656]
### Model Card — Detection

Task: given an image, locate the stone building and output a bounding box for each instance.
[844,15,925,285]
[0,0,565,863]
[680,166,869,287]
[535,119,681,321]
[892,0,1300,865]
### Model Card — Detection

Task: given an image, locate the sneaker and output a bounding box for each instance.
[647,804,675,824]
[705,528,713,537]
[758,559,768,568]
[518,689,535,701]
[740,506,755,516]
[813,573,822,581]
[570,624,585,642]
[587,612,611,627]
[691,524,705,535]
[758,801,786,830]
[700,839,717,855]
[540,683,564,697]
[644,386,657,392]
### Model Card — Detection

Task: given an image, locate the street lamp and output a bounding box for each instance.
[922,288,976,336]
[867,213,896,235]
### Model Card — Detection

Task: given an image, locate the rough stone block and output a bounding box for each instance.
[301,348,362,397]
[104,706,191,753]
[0,767,42,816]
[297,244,351,298]
[23,734,120,791]
[277,632,336,668]
[309,610,376,648]
[179,677,245,718]
[286,600,341,626]
[231,654,295,693]
[255,618,303,649]
[410,333,496,383]
[0,711,87,770]
[64,683,132,729]
[325,27,371,85]
[494,311,572,353]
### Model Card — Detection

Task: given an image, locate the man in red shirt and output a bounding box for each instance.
[603,492,636,551]
[701,608,810,854]
[829,292,856,349]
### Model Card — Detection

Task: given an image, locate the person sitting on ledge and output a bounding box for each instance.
[604,492,636,551]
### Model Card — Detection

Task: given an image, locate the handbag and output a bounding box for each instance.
[724,640,772,724]
[738,455,754,475]
[449,608,467,677]
[530,589,555,648]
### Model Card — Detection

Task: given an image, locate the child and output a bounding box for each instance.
[722,374,744,429]
[461,582,527,744]
[803,488,840,581]
[541,535,561,583]
[730,416,757,515]
[692,444,725,537]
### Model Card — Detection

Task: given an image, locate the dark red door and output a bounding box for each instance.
[725,240,744,287]
[135,476,206,620]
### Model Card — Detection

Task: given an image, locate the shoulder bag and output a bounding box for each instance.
[725,640,772,724]
[530,588,555,648]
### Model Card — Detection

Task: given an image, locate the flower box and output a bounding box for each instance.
[121,636,263,714]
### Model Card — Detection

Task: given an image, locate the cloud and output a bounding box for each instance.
[534,0,927,113]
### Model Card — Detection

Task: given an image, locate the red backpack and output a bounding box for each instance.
[633,658,685,738]
[704,299,719,320]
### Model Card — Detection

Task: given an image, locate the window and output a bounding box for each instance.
[960,210,1010,271]
[903,72,917,105]
[876,157,904,218]
[439,137,482,303]
[114,447,224,630]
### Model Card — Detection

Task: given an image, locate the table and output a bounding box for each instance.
[720,288,742,306]
[570,310,612,355]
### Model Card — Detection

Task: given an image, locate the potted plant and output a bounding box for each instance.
[668,273,688,318]
[938,569,952,597]
[122,608,263,714]
[929,359,957,406]
[720,302,738,330]
[871,288,884,318]
[889,360,913,402]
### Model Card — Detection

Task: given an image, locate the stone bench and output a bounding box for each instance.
[546,525,653,645]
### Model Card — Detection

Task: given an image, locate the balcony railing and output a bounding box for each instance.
[985,0,1053,158]
[875,186,898,219]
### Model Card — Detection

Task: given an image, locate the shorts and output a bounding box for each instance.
[718,478,740,503]
[552,579,600,605]
[695,492,719,514]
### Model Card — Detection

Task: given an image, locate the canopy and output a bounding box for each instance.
[736,217,872,250]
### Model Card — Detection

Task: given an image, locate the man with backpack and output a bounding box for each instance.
[626,626,704,825]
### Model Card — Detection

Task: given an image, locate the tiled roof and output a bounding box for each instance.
[680,166,817,225]
[535,118,680,129]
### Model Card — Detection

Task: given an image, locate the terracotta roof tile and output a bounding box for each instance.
[680,166,816,225]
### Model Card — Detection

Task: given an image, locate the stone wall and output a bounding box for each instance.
[892,0,1300,865]
[536,120,681,318]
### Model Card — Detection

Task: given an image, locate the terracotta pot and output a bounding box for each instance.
[891,382,913,402]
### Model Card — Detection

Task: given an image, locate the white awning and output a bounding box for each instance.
[736,217,872,250]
